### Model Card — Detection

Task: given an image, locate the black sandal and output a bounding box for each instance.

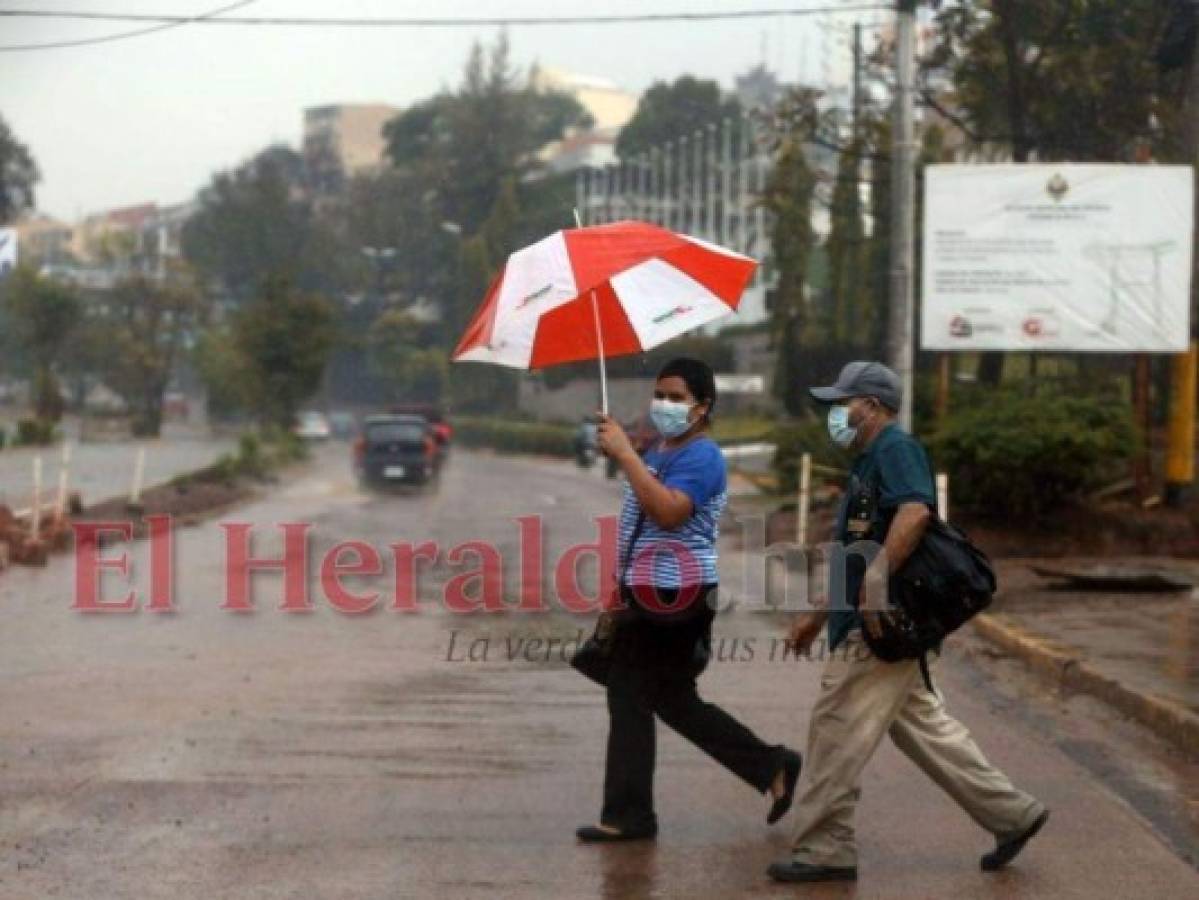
[981,809,1049,871]
[576,824,657,842]
[767,749,803,825]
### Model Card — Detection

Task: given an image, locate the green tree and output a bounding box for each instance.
[183,147,345,301]
[371,35,590,410]
[230,276,336,428]
[863,114,892,358]
[0,114,38,225]
[615,76,742,160]
[482,176,521,262]
[341,167,457,315]
[367,309,448,403]
[329,166,460,406]
[824,134,867,347]
[761,90,820,416]
[929,0,1170,162]
[448,232,519,413]
[927,0,1173,384]
[383,34,591,238]
[0,265,80,421]
[193,326,252,423]
[84,274,207,436]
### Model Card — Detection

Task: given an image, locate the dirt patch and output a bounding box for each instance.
[964,501,1199,558]
[74,476,259,536]
[755,494,1199,559]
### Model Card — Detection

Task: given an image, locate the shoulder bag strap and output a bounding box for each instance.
[618,443,685,585]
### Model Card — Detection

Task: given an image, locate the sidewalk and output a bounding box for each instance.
[977,558,1199,754]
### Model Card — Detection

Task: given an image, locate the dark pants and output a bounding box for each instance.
[599,584,786,832]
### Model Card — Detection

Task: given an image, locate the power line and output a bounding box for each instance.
[0,4,890,51]
[0,0,257,52]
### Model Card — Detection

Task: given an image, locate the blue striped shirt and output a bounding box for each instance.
[617,436,727,588]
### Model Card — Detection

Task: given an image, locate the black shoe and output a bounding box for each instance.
[981,809,1049,871]
[766,749,802,825]
[766,859,857,883]
[576,824,657,843]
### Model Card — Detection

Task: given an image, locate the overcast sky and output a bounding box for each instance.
[0,1,878,220]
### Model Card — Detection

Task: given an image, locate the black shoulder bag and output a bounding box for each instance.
[865,515,995,657]
[857,456,996,691]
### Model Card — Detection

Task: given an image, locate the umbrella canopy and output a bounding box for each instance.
[451,220,757,371]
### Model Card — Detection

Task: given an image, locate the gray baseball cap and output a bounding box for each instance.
[809,361,902,411]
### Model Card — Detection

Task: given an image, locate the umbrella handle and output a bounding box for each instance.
[575,208,608,417]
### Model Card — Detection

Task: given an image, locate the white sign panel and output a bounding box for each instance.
[922,164,1193,352]
[0,228,16,276]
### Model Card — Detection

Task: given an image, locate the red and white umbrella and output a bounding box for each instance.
[451,219,757,412]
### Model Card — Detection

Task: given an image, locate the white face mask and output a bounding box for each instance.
[827,404,857,449]
[650,398,695,438]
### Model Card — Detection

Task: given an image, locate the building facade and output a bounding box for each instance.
[303,103,401,193]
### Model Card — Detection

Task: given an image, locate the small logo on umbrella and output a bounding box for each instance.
[516,283,553,309]
[652,304,694,325]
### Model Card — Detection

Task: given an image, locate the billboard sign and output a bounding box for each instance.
[921,164,1193,352]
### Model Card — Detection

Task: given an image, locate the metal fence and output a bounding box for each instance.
[574,115,775,286]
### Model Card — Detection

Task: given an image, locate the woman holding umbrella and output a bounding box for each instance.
[575,357,802,842]
[449,219,793,839]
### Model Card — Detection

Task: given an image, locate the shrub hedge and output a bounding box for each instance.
[453,416,575,458]
[929,385,1137,519]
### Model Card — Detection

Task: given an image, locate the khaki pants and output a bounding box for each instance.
[790,629,1044,868]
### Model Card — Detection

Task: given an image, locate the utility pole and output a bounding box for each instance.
[706,123,718,241]
[642,153,652,220]
[678,136,689,232]
[575,169,587,227]
[605,165,615,224]
[648,149,659,225]
[738,117,753,256]
[721,118,733,245]
[616,160,627,220]
[1166,12,1199,506]
[663,142,674,231]
[586,167,598,225]
[887,0,918,431]
[852,21,863,133]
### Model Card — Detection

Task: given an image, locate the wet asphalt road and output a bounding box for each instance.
[0,422,234,511]
[0,444,1196,898]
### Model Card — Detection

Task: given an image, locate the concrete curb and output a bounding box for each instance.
[971,612,1199,756]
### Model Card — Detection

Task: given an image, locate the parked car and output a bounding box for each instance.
[294,410,332,441]
[353,414,440,487]
[328,410,356,440]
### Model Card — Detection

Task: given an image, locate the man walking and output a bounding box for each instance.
[767,361,1048,885]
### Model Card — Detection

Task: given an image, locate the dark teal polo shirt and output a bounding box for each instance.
[828,422,936,651]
